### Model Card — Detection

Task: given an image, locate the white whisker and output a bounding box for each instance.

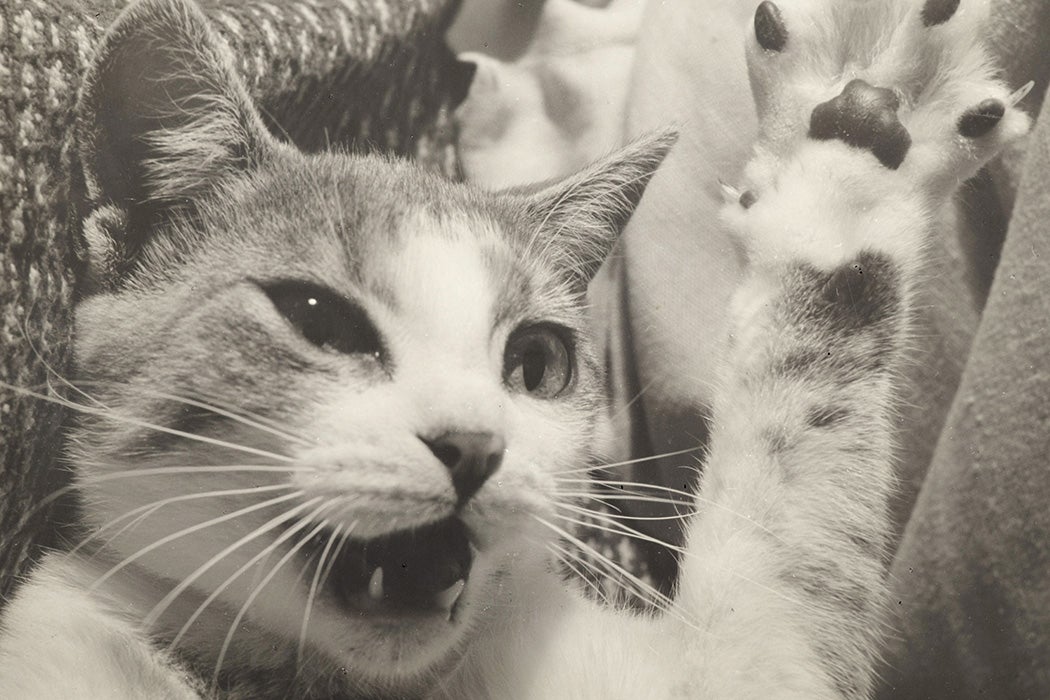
[555,499,695,522]
[21,465,307,536]
[317,520,356,592]
[145,497,326,629]
[73,381,312,447]
[550,507,686,558]
[69,483,295,558]
[531,515,694,629]
[548,541,608,605]
[551,490,690,510]
[89,490,305,592]
[297,522,345,671]
[18,320,108,410]
[607,373,660,424]
[0,382,294,463]
[551,509,809,611]
[559,529,674,614]
[292,519,358,692]
[553,446,702,476]
[211,514,332,689]
[562,478,784,542]
[556,477,695,500]
[167,500,336,650]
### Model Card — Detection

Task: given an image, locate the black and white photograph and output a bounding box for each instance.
[1,0,1048,696]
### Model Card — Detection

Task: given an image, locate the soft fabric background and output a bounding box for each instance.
[879,2,1050,695]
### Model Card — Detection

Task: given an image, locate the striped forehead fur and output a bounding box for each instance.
[116,147,615,346]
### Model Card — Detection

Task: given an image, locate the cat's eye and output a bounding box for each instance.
[503,325,573,398]
[261,281,384,360]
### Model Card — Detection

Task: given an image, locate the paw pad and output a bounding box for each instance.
[958,99,1005,138]
[921,0,960,27]
[754,1,787,53]
[808,79,911,170]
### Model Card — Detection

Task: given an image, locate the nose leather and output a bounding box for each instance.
[424,431,506,506]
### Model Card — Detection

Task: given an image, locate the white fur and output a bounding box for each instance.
[1,0,1031,697]
[0,556,200,699]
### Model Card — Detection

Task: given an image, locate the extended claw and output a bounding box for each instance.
[719,179,741,204]
[755,1,787,52]
[958,99,1005,138]
[1009,80,1035,107]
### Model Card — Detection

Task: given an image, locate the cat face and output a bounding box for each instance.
[69,0,672,692]
[73,153,611,684]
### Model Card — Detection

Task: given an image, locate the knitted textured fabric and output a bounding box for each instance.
[0,0,469,599]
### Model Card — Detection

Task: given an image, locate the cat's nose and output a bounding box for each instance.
[424,431,506,506]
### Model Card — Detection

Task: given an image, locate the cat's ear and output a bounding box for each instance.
[75,0,274,289]
[515,130,677,285]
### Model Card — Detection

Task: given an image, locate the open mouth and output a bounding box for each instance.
[312,517,473,621]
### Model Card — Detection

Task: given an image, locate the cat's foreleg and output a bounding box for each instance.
[669,0,1030,697]
[0,554,203,699]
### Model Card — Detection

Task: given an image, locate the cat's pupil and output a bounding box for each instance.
[522,342,547,391]
[503,324,572,399]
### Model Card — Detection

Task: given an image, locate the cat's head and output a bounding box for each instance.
[70,0,673,692]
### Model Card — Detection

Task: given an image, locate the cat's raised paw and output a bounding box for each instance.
[726,0,1032,271]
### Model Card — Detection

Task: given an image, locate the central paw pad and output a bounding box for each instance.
[809,79,911,170]
[727,0,1031,272]
[737,0,1031,207]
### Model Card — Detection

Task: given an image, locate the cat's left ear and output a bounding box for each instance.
[514,130,677,285]
[75,0,276,290]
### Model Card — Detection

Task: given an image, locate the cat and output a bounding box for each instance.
[0,0,1030,697]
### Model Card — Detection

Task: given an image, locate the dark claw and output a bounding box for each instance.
[755,1,788,52]
[921,0,960,27]
[809,79,912,170]
[958,99,1005,138]
[739,190,757,209]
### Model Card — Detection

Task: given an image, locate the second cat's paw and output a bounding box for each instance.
[724,0,1031,273]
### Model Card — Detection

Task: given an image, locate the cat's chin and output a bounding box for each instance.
[321,599,475,687]
[302,515,498,686]
[297,512,552,693]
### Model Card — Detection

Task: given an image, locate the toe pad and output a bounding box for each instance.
[755,1,788,53]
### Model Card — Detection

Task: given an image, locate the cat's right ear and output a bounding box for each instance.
[511,130,677,288]
[75,0,274,291]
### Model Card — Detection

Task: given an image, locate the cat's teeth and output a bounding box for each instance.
[368,567,384,601]
[434,579,466,613]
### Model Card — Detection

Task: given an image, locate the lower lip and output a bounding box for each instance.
[339,585,467,624]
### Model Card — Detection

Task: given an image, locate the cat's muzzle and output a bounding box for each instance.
[310,517,472,620]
